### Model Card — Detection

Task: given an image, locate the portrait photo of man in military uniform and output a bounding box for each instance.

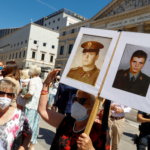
[113,49,150,97]
[66,41,104,86]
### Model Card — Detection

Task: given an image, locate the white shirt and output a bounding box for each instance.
[111,101,131,117]
[0,76,3,80]
[20,78,30,89]
[25,77,43,110]
[51,82,59,95]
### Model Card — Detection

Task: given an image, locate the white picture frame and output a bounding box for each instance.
[60,28,120,96]
[101,31,150,113]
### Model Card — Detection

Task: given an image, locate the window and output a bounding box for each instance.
[52,45,55,49]
[63,31,66,36]
[45,24,46,26]
[49,22,51,25]
[23,51,25,57]
[50,55,54,62]
[17,43,19,46]
[57,26,59,29]
[21,41,23,45]
[12,53,14,59]
[16,53,18,59]
[25,40,27,43]
[32,51,35,59]
[41,54,45,61]
[9,54,11,60]
[53,20,55,23]
[43,43,46,47]
[60,46,64,55]
[71,29,75,34]
[58,18,60,21]
[68,44,73,54]
[19,52,21,58]
[34,40,37,44]
[14,44,16,47]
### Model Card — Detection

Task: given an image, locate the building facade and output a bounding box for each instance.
[0,28,20,39]
[55,0,150,76]
[34,8,87,31]
[0,23,59,80]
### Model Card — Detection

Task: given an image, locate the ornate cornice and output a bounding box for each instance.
[94,0,125,20]
[91,4,150,26]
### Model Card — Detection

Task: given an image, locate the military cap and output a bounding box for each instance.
[81,41,104,53]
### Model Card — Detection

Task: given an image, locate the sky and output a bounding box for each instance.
[0,0,112,29]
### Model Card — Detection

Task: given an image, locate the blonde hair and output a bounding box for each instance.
[76,90,96,107]
[28,65,41,76]
[21,69,29,79]
[0,79,17,95]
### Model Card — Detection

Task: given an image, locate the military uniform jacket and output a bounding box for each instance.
[113,69,150,97]
[67,66,100,86]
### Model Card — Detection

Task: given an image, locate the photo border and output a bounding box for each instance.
[60,28,120,96]
[101,31,150,113]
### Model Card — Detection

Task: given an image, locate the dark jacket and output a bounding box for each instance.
[53,83,77,113]
[113,69,150,97]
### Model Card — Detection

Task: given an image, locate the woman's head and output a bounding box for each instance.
[3,61,20,80]
[21,69,30,80]
[76,90,95,108]
[0,79,16,110]
[0,79,16,98]
[71,90,95,122]
[28,65,41,76]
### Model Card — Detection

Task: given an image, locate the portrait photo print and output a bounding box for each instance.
[66,34,112,87]
[113,44,150,97]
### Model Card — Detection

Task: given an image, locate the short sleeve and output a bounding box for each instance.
[138,111,144,115]
[19,111,32,136]
[28,79,36,95]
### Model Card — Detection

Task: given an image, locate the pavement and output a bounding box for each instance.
[34,108,140,150]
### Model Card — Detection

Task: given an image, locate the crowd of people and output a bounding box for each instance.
[0,60,148,150]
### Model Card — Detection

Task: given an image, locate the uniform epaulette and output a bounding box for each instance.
[70,67,81,71]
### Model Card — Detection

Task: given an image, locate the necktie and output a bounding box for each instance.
[130,76,135,88]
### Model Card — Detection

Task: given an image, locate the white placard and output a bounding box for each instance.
[61,28,120,96]
[101,31,150,113]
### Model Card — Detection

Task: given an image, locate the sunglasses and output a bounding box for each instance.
[72,96,88,105]
[0,91,15,98]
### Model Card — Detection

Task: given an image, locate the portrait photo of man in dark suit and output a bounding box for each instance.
[113,50,150,97]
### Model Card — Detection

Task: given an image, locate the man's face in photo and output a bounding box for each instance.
[82,52,99,67]
[130,57,145,74]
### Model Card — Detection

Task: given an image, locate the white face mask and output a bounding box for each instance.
[71,102,91,121]
[0,97,11,110]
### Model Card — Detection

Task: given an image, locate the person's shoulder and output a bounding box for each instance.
[59,116,75,128]
[92,122,102,130]
[68,67,82,72]
[116,69,128,76]
[95,67,100,73]
[140,72,150,80]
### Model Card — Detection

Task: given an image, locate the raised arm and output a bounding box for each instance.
[37,69,65,129]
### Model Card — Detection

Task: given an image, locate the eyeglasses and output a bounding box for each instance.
[72,96,88,105]
[0,91,15,99]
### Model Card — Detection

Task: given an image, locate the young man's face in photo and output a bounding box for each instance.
[130,57,145,74]
[82,52,99,67]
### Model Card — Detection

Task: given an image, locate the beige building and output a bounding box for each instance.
[55,0,150,75]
